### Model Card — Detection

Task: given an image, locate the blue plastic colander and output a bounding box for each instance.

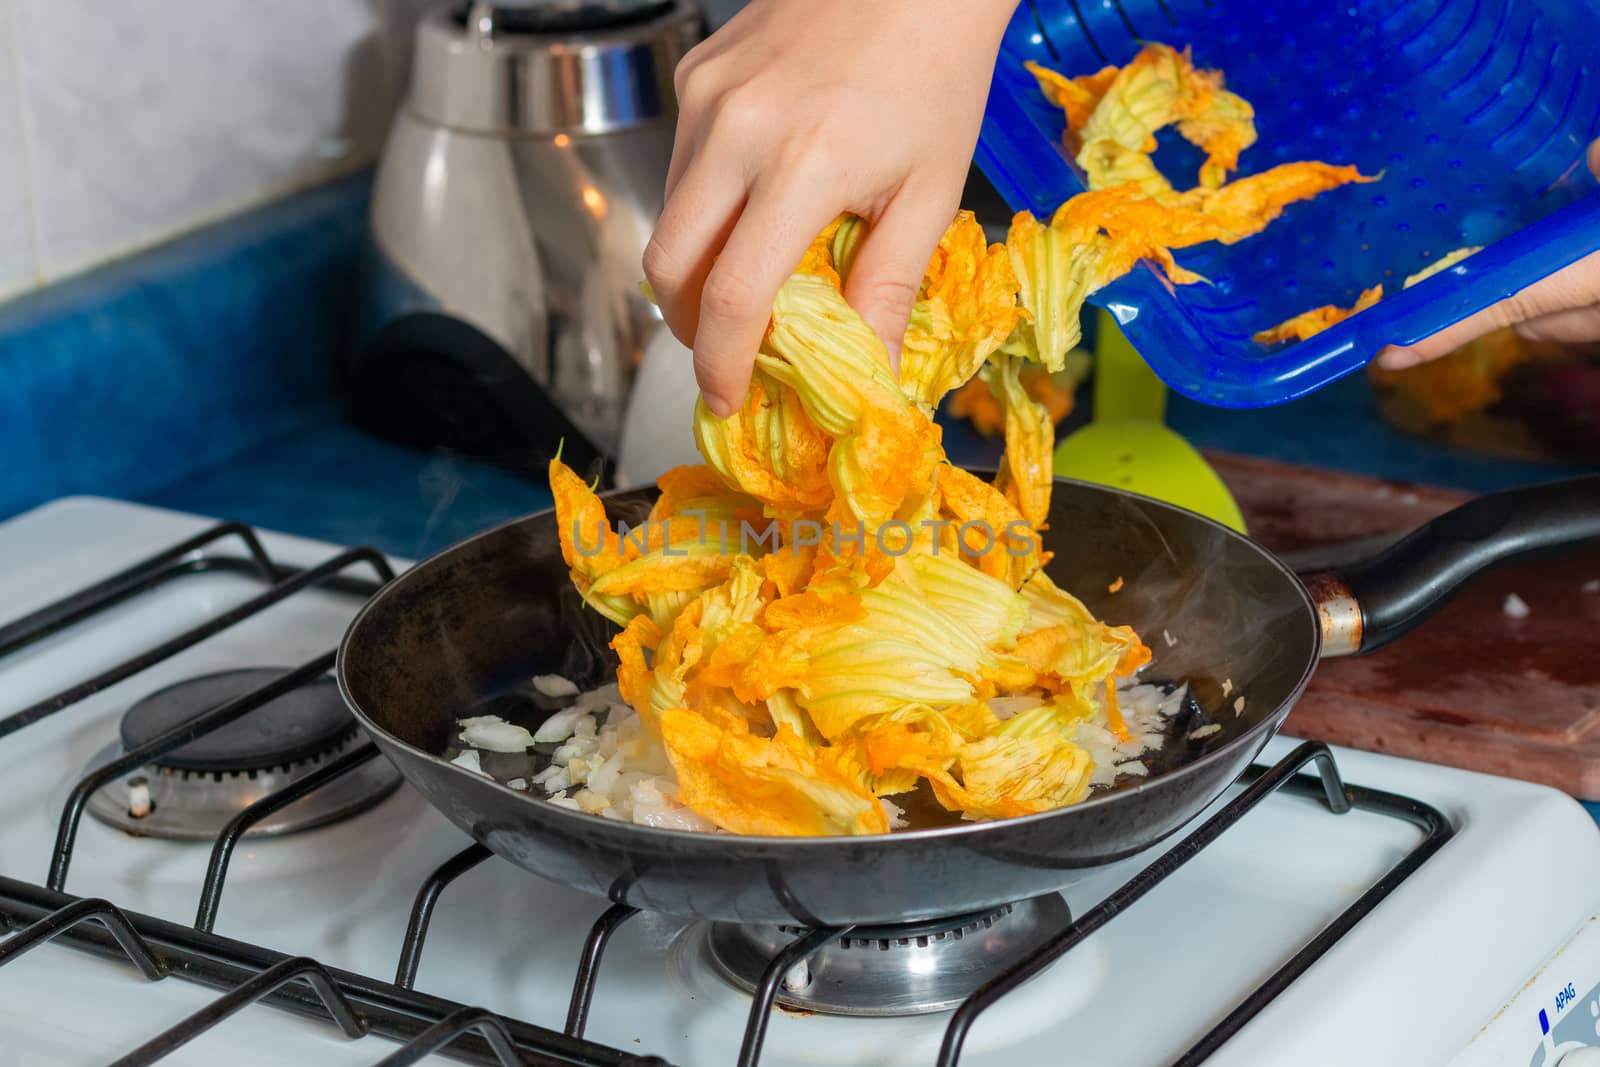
[976,0,1600,407]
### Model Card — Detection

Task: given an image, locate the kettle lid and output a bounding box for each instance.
[449,0,677,33]
[410,0,703,136]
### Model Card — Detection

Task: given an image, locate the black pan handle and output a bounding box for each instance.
[1307,474,1600,656]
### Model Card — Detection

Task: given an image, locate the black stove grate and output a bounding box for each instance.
[0,521,1454,1067]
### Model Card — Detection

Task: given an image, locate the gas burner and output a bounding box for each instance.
[83,668,402,840]
[705,894,1074,1017]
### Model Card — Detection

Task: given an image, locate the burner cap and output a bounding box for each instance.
[706,895,1075,1017]
[84,668,402,841]
[121,668,354,773]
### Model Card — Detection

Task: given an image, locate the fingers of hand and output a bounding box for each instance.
[642,154,742,351]
[664,44,722,199]
[843,190,959,371]
[1515,305,1600,344]
[1378,249,1600,368]
[692,172,839,415]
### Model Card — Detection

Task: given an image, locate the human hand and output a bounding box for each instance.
[643,0,1018,414]
[1377,140,1600,370]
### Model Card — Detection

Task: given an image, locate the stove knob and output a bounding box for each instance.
[1559,1049,1600,1066]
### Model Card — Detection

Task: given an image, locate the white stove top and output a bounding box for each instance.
[2,496,1598,1067]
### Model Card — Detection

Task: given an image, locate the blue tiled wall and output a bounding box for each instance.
[0,175,369,520]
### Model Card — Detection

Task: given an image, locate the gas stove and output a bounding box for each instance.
[2,496,1599,1067]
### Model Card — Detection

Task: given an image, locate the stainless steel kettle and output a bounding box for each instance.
[352,0,703,482]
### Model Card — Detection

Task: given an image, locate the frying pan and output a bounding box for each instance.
[336,472,1600,925]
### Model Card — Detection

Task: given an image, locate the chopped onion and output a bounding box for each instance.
[475,672,1195,833]
[532,674,580,698]
[575,683,622,710]
[629,778,667,807]
[449,749,487,776]
[458,715,535,752]
[880,797,908,830]
[534,707,585,743]
[550,739,591,764]
[1503,593,1531,619]
[586,751,625,795]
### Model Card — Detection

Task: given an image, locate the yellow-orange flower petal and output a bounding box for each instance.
[756,543,817,599]
[693,369,834,514]
[1005,211,1092,370]
[898,211,1026,413]
[1025,59,1120,151]
[1253,284,1384,345]
[795,214,847,289]
[611,614,661,730]
[649,464,761,527]
[1177,88,1257,188]
[832,214,867,283]
[1403,246,1481,289]
[1005,207,1203,375]
[943,731,1095,819]
[936,463,1047,586]
[1172,162,1378,241]
[1017,571,1152,687]
[553,118,1218,833]
[550,457,626,581]
[659,708,888,836]
[1074,44,1217,190]
[761,275,942,531]
[585,543,738,600]
[991,353,1055,529]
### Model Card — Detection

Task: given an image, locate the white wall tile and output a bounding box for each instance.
[13,0,427,281]
[0,1,39,299]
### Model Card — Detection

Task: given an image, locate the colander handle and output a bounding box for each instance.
[1307,474,1600,656]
